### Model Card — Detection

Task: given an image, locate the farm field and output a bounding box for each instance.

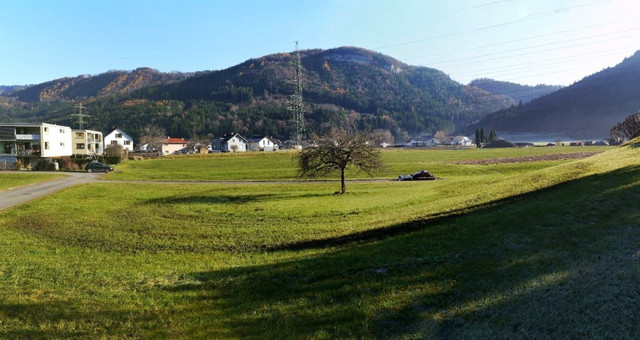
[107,146,610,181]
[0,144,638,338]
[0,172,63,192]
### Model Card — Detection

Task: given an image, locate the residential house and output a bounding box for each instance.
[0,123,72,168]
[104,128,134,152]
[160,137,188,155]
[406,135,438,147]
[450,136,474,147]
[247,136,279,151]
[211,133,247,152]
[72,129,103,156]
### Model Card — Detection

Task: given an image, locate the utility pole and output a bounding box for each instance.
[70,103,90,129]
[288,41,306,149]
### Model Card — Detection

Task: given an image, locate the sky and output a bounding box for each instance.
[1,0,639,86]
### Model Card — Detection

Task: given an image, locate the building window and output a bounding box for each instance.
[45,142,49,150]
[76,143,85,149]
[116,133,123,138]
[76,132,84,139]
[111,140,118,145]
[60,142,65,147]
[124,140,131,145]
[60,129,65,133]
[44,127,49,133]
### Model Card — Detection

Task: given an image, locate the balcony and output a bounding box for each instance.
[16,150,33,156]
[16,134,40,140]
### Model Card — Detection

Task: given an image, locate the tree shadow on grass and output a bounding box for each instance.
[0,301,160,339]
[142,192,336,206]
[160,166,640,338]
[144,194,277,205]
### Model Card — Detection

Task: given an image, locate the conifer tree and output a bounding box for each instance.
[488,128,498,143]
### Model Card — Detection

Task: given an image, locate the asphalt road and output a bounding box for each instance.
[0,172,101,211]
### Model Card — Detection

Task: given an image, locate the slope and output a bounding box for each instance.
[469,78,562,104]
[9,68,190,102]
[473,50,640,139]
[1,47,515,142]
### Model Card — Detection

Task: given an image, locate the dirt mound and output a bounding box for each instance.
[455,152,601,165]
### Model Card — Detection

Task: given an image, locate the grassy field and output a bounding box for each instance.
[107,146,610,181]
[0,144,638,338]
[0,172,63,192]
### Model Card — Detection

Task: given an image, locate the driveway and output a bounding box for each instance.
[0,172,101,211]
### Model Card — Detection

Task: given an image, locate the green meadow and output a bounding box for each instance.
[1,144,638,338]
[108,146,608,181]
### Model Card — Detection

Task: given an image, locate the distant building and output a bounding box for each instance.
[450,136,474,146]
[160,137,188,155]
[211,133,247,152]
[0,122,72,168]
[104,128,134,152]
[247,136,279,151]
[405,135,438,147]
[72,129,103,156]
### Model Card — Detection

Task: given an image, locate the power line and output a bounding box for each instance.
[374,0,615,51]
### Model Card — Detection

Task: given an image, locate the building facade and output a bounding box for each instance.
[104,128,134,152]
[0,123,72,168]
[247,136,279,151]
[72,129,103,156]
[160,137,188,155]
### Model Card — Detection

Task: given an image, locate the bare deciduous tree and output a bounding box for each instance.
[611,112,640,141]
[297,130,384,194]
[139,124,167,152]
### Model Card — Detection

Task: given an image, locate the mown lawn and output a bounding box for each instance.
[0,145,638,338]
[0,172,63,192]
[107,146,610,181]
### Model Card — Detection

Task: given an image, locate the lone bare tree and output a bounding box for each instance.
[139,124,167,152]
[297,130,384,194]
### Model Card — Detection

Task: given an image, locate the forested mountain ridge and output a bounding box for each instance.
[469,78,562,104]
[0,86,28,95]
[9,68,190,102]
[1,47,517,142]
[472,50,640,139]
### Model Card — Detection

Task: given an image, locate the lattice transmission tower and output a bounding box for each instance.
[288,41,306,148]
[70,103,90,129]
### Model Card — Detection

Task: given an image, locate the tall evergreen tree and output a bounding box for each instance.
[488,128,498,142]
[475,128,481,148]
[479,128,487,144]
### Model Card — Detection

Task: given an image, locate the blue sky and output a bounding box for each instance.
[1,0,639,86]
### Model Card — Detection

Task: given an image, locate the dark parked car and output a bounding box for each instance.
[85,161,114,173]
[397,170,436,181]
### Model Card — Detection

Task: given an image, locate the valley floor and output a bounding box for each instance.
[0,145,638,338]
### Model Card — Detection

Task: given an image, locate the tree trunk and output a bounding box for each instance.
[340,167,346,194]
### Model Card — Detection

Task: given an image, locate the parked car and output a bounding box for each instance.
[397,170,436,181]
[85,161,114,173]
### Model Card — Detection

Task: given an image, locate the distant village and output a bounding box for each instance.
[0,121,615,170]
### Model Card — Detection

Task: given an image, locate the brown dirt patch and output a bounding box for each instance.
[454,152,601,165]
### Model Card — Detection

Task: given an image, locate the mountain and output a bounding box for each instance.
[469,78,562,104]
[1,47,516,142]
[0,85,28,95]
[9,68,190,102]
[472,51,640,139]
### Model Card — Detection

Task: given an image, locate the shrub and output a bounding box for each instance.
[32,158,57,171]
[104,145,125,164]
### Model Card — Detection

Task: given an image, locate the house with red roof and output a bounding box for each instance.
[160,137,187,155]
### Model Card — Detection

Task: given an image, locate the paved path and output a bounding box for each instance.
[0,172,101,211]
